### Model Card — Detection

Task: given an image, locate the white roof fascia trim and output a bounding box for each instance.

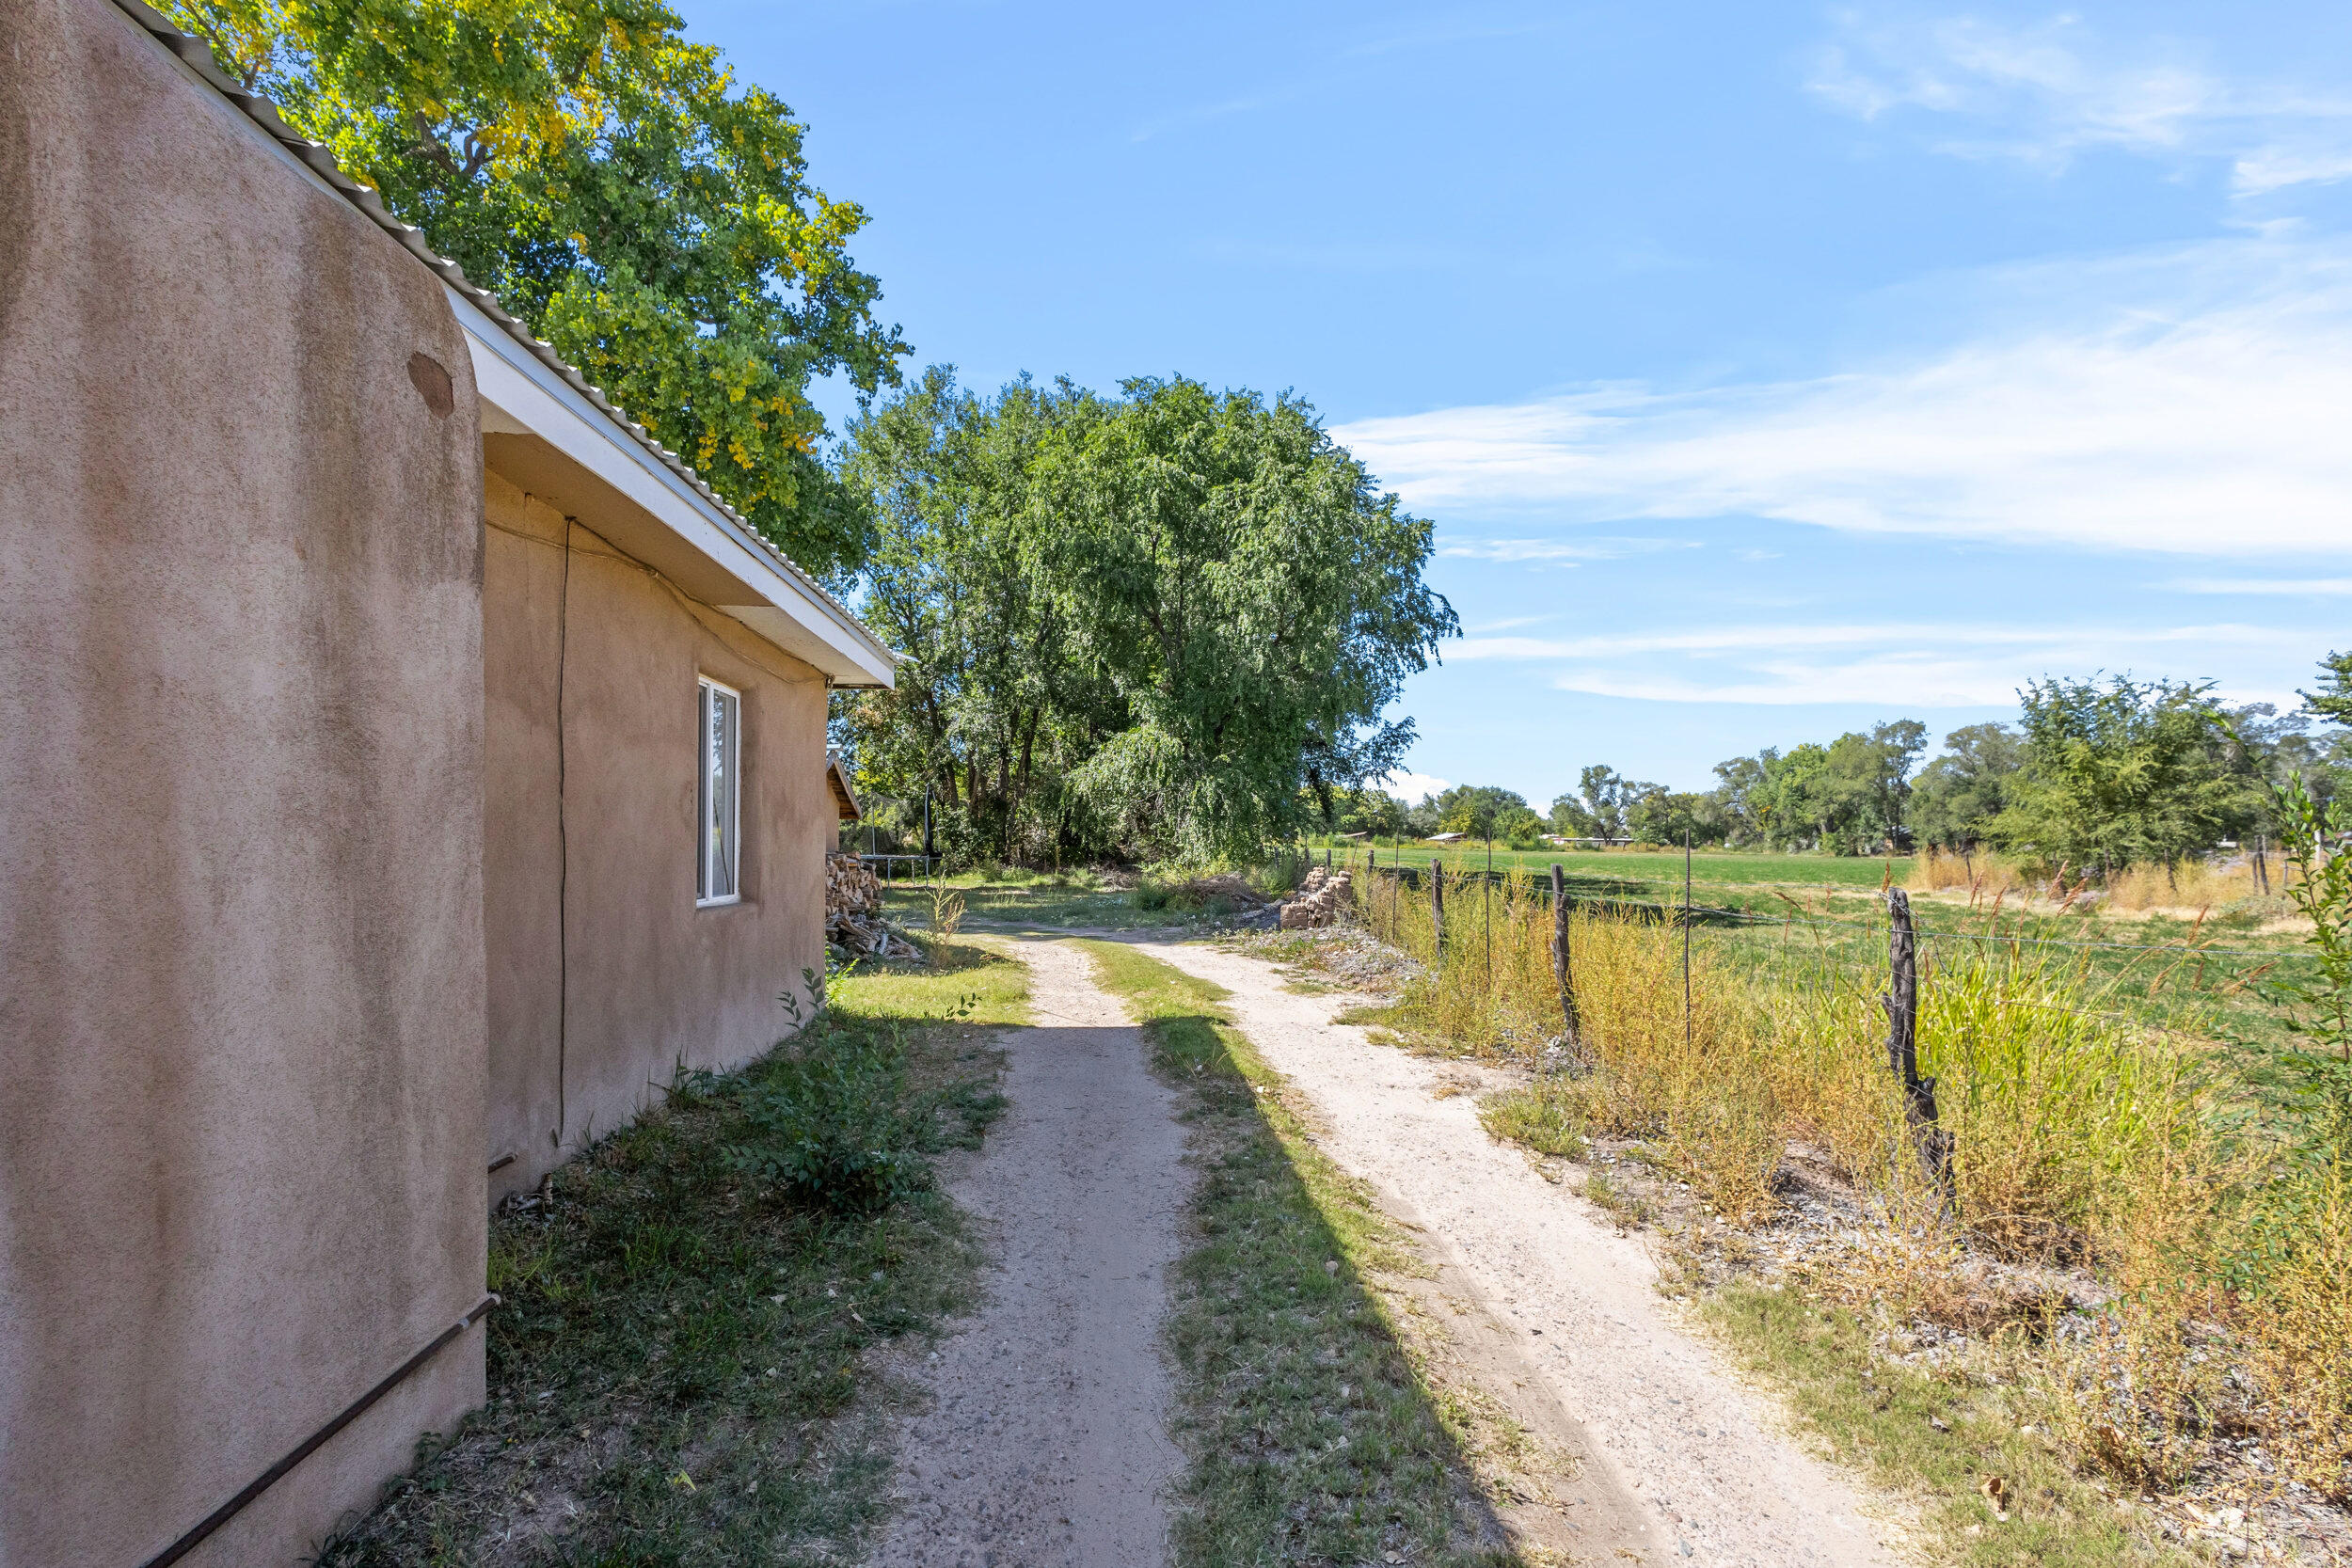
[453,289,895,689]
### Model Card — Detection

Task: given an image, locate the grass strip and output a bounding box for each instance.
[1699,1284,2190,1567]
[317,940,1025,1567]
[1072,939,1520,1568]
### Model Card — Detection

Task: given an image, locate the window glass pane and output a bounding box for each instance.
[696,685,713,900]
[697,680,743,903]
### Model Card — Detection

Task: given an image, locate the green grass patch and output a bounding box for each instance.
[1476,1080,1586,1159]
[1072,939,1520,1567]
[1700,1284,2191,1567]
[317,943,1019,1567]
[880,879,1201,931]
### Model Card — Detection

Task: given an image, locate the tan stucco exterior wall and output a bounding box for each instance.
[482,468,831,1199]
[0,2,488,1564]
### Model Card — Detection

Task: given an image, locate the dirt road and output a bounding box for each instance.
[870,938,1189,1568]
[1134,935,1901,1568]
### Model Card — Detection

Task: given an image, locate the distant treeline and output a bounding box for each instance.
[1325,660,2352,868]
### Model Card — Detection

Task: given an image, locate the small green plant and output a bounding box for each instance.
[1478,1079,1586,1158]
[725,1030,931,1211]
[976,859,1007,883]
[928,878,966,938]
[1132,879,1172,911]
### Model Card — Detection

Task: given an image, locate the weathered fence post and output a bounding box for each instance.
[1682,829,1693,1054]
[1431,859,1444,961]
[1883,889,1952,1191]
[1549,863,1580,1062]
[2255,833,2272,896]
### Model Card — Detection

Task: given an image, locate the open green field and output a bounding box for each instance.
[874,854,2325,1109]
[1314,839,1916,893]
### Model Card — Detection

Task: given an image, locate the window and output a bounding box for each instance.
[696,677,741,905]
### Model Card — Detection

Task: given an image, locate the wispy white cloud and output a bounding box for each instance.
[1438,535,1697,563]
[1338,242,2352,557]
[1447,621,2303,706]
[2162,576,2352,594]
[1375,768,1453,803]
[1807,11,2352,196]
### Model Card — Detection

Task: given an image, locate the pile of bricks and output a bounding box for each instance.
[1279,865,1354,929]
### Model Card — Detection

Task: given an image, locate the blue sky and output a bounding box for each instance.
[684,0,2352,802]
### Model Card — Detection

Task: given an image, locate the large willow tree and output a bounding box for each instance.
[842,371,1457,865]
[165,0,906,575]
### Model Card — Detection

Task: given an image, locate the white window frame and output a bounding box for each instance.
[696,676,742,907]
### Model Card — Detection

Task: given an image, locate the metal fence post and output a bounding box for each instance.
[1431,859,1444,963]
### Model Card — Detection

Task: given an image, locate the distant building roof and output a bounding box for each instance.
[827,752,861,821]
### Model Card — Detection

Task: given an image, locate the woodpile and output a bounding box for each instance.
[825,852,912,958]
[1279,865,1353,929]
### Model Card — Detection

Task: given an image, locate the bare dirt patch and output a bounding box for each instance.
[1130,933,1903,1568]
[869,937,1190,1568]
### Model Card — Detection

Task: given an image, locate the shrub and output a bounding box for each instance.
[1133,879,1172,911]
[1479,1078,1584,1158]
[724,1030,943,1212]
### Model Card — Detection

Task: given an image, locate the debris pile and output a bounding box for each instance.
[1279,865,1354,929]
[1184,873,1272,911]
[826,852,913,958]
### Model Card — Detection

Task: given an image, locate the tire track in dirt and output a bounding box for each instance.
[869,937,1188,1568]
[1129,934,1902,1568]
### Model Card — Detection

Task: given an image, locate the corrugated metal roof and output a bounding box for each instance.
[107,0,887,654]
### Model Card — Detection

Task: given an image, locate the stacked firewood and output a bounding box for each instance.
[825,852,910,958]
[1279,865,1354,929]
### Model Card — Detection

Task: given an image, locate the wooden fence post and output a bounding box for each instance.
[2255,834,2272,896]
[1883,889,1952,1191]
[1431,859,1444,961]
[1549,863,1580,1059]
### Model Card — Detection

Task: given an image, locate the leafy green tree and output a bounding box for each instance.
[2306,651,2352,727]
[1753,743,1832,848]
[841,372,1456,864]
[1707,755,1768,846]
[839,371,1110,863]
[1548,790,1601,840]
[1810,721,1926,853]
[1330,788,1409,840]
[1569,766,1649,840]
[1495,805,1547,847]
[1038,377,1456,861]
[1629,789,1722,847]
[1910,723,2023,848]
[1433,784,1531,839]
[1987,675,2236,875]
[166,0,907,574]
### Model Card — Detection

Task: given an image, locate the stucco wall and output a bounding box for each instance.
[0,3,487,1564]
[482,468,830,1198]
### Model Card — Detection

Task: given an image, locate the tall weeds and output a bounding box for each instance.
[1906,845,2287,912]
[1355,866,2351,1502]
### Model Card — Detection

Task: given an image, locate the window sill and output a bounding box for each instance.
[695,895,750,911]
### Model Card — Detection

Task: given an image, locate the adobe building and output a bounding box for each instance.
[0,1,896,1562]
